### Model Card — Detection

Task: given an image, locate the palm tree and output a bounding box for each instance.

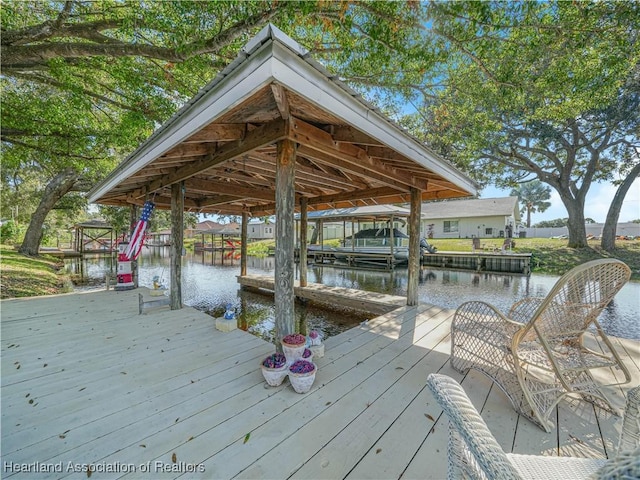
[510,180,552,228]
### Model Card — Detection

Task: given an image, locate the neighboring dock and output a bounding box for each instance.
[2,289,637,479]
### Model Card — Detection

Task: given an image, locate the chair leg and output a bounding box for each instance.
[452,328,555,432]
[562,370,620,416]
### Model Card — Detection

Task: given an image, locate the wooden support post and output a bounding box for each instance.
[299,197,308,287]
[407,187,421,306]
[275,139,296,345]
[390,215,395,259]
[170,182,184,310]
[241,211,248,277]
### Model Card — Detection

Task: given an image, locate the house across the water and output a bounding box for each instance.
[421,196,521,239]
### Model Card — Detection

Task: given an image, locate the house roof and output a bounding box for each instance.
[192,220,223,231]
[302,204,411,222]
[73,220,112,229]
[422,196,521,221]
[87,24,477,216]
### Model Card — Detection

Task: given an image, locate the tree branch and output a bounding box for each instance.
[431,28,517,88]
[13,72,138,112]
[1,3,287,72]
[1,137,104,160]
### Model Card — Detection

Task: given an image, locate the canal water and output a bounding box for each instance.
[68,248,640,342]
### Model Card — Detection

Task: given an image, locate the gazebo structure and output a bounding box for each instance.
[196,224,242,252]
[88,24,477,341]
[73,219,114,254]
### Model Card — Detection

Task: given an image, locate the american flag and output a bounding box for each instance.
[124,201,155,261]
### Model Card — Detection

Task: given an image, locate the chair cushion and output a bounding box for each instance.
[507,453,604,479]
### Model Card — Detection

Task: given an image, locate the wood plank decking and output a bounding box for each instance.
[1,289,638,479]
[237,274,406,315]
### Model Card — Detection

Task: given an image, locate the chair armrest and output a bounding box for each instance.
[427,374,522,479]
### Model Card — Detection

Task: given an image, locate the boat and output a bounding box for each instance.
[333,228,410,266]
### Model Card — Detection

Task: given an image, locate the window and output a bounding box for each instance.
[485,227,493,236]
[265,227,272,234]
[443,221,459,233]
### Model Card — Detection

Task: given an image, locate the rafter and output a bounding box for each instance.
[128,118,288,199]
[185,178,275,201]
[182,123,246,143]
[290,117,424,191]
[271,84,290,120]
[330,125,383,146]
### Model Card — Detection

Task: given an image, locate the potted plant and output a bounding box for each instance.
[288,359,317,394]
[302,347,313,363]
[281,333,306,364]
[260,353,288,387]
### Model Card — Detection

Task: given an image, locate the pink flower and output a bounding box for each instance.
[309,330,319,339]
[289,360,315,374]
[262,353,287,369]
[282,333,306,345]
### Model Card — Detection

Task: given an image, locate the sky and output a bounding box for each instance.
[481,178,640,225]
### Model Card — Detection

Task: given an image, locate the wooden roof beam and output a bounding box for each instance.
[271,84,290,120]
[330,125,384,146]
[248,151,367,189]
[159,143,214,160]
[239,156,351,193]
[248,186,404,215]
[128,118,288,200]
[185,178,275,202]
[306,186,405,207]
[182,123,246,143]
[290,117,424,191]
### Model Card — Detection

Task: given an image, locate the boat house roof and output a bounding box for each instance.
[302,205,412,222]
[87,24,477,216]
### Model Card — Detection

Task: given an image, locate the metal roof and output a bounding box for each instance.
[88,24,478,216]
[301,205,411,222]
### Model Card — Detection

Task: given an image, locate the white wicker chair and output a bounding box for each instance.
[426,374,640,480]
[450,259,631,432]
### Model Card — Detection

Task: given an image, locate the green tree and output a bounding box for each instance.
[509,180,551,228]
[1,0,428,256]
[534,218,568,228]
[416,1,640,249]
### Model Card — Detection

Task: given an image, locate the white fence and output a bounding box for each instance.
[522,222,639,238]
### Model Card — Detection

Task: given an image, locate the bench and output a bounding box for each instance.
[138,292,170,314]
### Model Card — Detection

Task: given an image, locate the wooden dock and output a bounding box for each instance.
[237,274,406,315]
[303,248,533,274]
[37,248,84,258]
[423,250,532,274]
[2,289,637,479]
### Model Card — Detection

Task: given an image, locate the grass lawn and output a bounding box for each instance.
[0,245,73,298]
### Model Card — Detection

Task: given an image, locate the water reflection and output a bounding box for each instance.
[67,248,639,341]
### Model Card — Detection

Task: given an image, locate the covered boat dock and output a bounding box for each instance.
[87,24,478,339]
